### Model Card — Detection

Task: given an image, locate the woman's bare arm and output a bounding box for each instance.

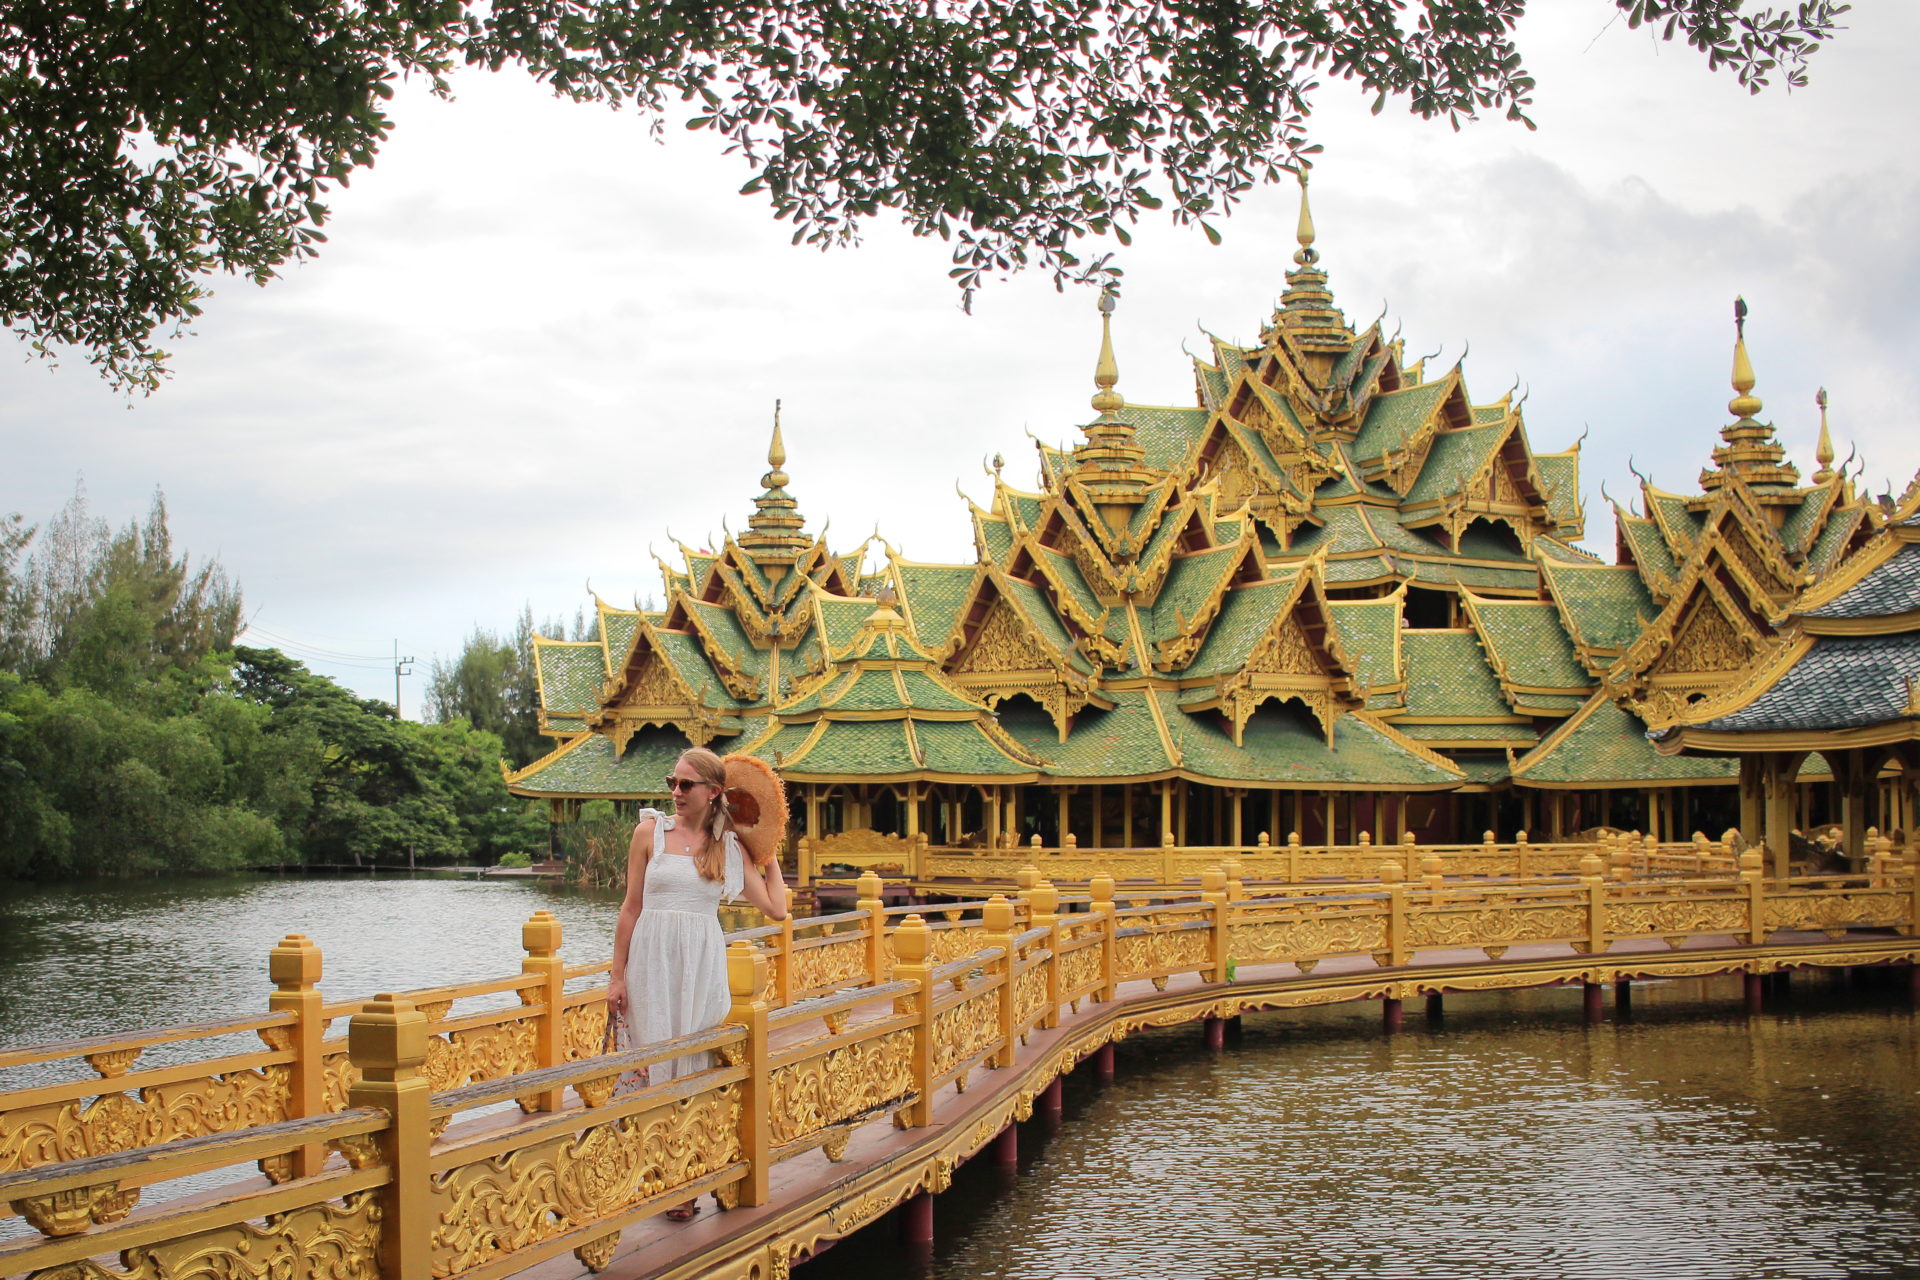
[737,848,789,921]
[607,818,654,1016]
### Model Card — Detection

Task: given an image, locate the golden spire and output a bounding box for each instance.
[740,398,810,559]
[1728,296,1763,421]
[768,400,787,472]
[1701,297,1797,492]
[1091,288,1123,414]
[1294,172,1317,266]
[1813,387,1836,484]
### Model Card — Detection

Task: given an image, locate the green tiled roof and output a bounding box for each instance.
[815,596,878,654]
[1001,578,1090,672]
[1513,693,1589,711]
[1400,630,1511,718]
[1404,425,1504,505]
[535,641,606,715]
[1469,600,1590,689]
[1354,381,1450,462]
[1034,546,1105,624]
[1536,454,1582,529]
[1646,491,1703,554]
[1151,545,1244,643]
[601,610,641,672]
[1541,562,1658,654]
[1514,695,1736,784]
[1197,363,1229,409]
[1777,491,1829,554]
[1117,405,1209,472]
[977,514,1015,565]
[513,729,733,796]
[1001,691,1173,778]
[1182,577,1295,680]
[685,599,766,678]
[1472,405,1507,425]
[764,717,1037,779]
[1394,720,1536,744]
[1807,507,1862,575]
[655,630,745,708]
[1327,597,1402,691]
[1618,514,1680,586]
[1172,701,1465,787]
[1449,755,1513,786]
[897,563,976,650]
[1534,538,1601,565]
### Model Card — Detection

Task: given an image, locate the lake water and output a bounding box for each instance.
[3,874,1916,1279]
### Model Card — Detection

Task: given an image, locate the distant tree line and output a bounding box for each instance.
[0,486,546,880]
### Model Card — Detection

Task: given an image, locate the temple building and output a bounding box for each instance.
[505,187,1917,860]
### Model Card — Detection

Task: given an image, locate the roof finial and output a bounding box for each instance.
[1091,288,1123,414]
[768,399,787,473]
[1728,296,1763,421]
[1813,386,1836,483]
[1294,171,1318,267]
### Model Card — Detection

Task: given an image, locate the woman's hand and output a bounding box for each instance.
[607,976,628,1019]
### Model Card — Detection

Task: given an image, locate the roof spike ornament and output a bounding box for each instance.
[1813,386,1837,485]
[1294,175,1318,267]
[1728,297,1763,422]
[1269,169,1350,360]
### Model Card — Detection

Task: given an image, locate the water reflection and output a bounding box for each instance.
[0,874,625,1055]
[809,978,1920,1280]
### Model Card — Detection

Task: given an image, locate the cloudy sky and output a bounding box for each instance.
[4,4,1916,709]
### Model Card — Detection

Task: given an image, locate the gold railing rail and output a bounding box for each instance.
[803,828,1772,886]
[3,843,1916,1278]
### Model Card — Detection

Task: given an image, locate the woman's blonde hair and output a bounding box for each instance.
[674,747,733,882]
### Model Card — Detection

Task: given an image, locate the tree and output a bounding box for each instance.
[4,0,1846,390]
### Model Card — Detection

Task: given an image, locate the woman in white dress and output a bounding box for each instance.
[607,746,788,1221]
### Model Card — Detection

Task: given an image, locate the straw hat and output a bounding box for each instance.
[721,753,789,868]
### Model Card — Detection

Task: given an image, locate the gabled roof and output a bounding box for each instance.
[1512,693,1736,786]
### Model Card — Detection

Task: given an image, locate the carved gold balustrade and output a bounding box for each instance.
[3,853,1915,1280]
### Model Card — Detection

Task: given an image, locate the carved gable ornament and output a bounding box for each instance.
[1662,596,1752,677]
[954,599,1058,678]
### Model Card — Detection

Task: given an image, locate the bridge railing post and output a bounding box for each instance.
[982,895,1016,1069]
[772,912,795,1010]
[857,870,887,987]
[725,941,771,1207]
[520,911,567,1112]
[1515,830,1530,879]
[1032,878,1061,1029]
[347,996,432,1280]
[1288,832,1302,882]
[1379,862,1408,966]
[268,933,326,1179]
[1580,853,1606,955]
[1202,868,1228,984]
[1090,873,1118,1002]
[892,916,935,1128]
[1741,848,1766,944]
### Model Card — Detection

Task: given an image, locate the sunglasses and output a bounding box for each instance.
[664,777,710,793]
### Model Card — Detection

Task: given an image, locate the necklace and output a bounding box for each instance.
[669,819,706,857]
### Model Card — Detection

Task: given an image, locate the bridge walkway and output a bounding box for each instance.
[507,927,1911,1280]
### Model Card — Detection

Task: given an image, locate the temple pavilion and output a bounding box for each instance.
[506,187,1917,859]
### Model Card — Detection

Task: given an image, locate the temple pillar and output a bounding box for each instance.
[1763,753,1805,880]
[1739,755,1765,854]
[1056,788,1072,848]
[1159,783,1174,844]
[1324,793,1337,845]
[1646,789,1661,843]
[806,788,822,841]
[1230,789,1245,847]
[904,783,922,841]
[1176,780,1190,845]
[1836,750,1870,866]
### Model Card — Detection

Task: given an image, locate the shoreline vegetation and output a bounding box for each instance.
[0,485,561,881]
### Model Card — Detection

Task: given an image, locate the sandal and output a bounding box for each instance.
[665,1202,700,1223]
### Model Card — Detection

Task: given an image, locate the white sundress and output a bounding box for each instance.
[625,809,743,1082]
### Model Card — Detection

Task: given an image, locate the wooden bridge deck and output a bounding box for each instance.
[501,927,1919,1280]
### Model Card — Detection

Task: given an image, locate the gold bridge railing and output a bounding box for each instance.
[3,845,1917,1279]
[804,828,1764,885]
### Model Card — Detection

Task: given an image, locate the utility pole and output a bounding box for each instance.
[393,639,415,718]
